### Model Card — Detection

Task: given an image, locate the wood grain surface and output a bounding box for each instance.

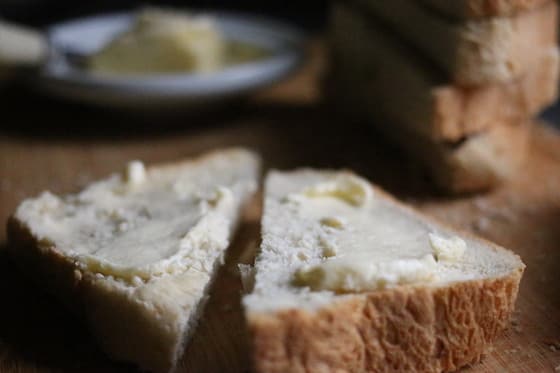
[0,41,559,372]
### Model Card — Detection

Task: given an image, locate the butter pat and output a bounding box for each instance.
[90,8,225,75]
[429,233,467,262]
[124,160,147,186]
[294,255,438,292]
[319,216,346,229]
[302,174,372,207]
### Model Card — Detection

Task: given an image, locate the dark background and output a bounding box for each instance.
[1,0,559,126]
[0,0,328,29]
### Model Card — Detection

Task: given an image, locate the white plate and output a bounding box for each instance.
[37,11,305,109]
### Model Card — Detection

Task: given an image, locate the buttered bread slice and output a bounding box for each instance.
[244,170,524,373]
[7,148,260,373]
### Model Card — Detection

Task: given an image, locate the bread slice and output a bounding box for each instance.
[355,0,558,85]
[388,121,530,193]
[7,148,260,373]
[243,170,525,372]
[329,2,559,141]
[333,73,530,194]
[420,0,550,19]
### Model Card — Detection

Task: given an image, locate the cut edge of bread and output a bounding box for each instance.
[244,170,525,373]
[398,121,531,194]
[6,147,261,373]
[354,0,558,86]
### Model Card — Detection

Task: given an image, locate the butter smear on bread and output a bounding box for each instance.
[286,174,466,292]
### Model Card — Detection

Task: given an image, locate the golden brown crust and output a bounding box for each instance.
[248,270,523,373]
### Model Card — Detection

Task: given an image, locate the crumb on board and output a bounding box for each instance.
[555,364,560,372]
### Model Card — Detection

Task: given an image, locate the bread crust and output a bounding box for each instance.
[248,270,522,373]
[246,181,525,372]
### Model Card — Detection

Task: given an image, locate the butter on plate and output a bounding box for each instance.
[89,8,266,75]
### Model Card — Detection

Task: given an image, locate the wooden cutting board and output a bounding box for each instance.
[1,42,559,372]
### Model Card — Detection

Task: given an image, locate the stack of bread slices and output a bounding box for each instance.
[327,0,559,193]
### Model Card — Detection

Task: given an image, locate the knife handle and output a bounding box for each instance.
[0,20,48,67]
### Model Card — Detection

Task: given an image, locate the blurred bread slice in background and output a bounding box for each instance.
[354,0,558,85]
[331,64,531,193]
[328,3,559,141]
[376,121,531,193]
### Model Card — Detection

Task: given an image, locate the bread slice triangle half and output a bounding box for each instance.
[7,148,260,373]
[244,170,524,372]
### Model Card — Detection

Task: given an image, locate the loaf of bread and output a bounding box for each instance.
[7,148,260,373]
[329,2,559,141]
[355,0,557,85]
[244,170,525,372]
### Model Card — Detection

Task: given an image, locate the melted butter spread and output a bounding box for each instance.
[289,175,466,292]
[301,174,372,207]
[16,159,253,282]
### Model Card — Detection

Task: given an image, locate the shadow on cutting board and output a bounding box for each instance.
[179,199,261,373]
[0,249,135,372]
